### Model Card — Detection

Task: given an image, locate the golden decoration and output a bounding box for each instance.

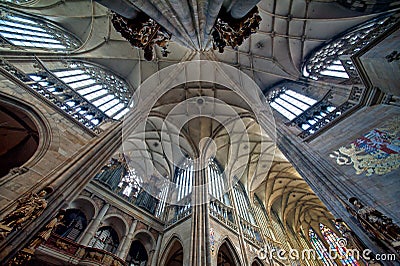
[330,116,400,176]
[0,189,49,240]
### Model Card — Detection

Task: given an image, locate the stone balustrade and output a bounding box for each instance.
[40,233,126,266]
[209,199,238,231]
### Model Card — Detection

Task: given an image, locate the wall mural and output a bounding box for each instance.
[330,116,400,176]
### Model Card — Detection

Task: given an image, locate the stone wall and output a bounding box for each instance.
[309,104,400,223]
[0,77,95,210]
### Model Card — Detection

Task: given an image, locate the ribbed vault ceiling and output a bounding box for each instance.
[5,0,398,230]
[10,0,397,89]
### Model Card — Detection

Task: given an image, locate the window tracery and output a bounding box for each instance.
[319,223,359,266]
[0,6,81,51]
[309,227,336,266]
[267,87,317,121]
[267,83,365,139]
[303,13,399,82]
[0,59,132,132]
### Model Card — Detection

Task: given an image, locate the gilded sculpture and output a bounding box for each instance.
[0,189,49,240]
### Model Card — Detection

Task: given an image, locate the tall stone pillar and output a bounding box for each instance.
[80,203,110,246]
[117,219,138,259]
[274,122,390,257]
[151,234,162,266]
[189,162,210,265]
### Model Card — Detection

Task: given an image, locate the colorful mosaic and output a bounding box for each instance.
[330,116,400,176]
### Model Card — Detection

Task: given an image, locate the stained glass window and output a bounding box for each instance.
[303,13,399,81]
[320,223,360,266]
[0,6,81,51]
[309,227,336,266]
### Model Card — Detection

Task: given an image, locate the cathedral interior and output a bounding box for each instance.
[0,0,399,265]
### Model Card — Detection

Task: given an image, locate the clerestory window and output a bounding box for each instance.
[26,60,132,130]
[0,6,81,51]
[303,13,399,81]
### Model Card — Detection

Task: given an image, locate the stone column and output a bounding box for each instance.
[80,203,110,246]
[117,220,138,259]
[274,121,389,257]
[151,234,162,266]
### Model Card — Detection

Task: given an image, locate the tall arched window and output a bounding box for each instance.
[89,226,120,254]
[319,223,359,266]
[208,158,233,223]
[309,227,336,266]
[303,13,399,81]
[208,159,230,204]
[28,60,131,128]
[55,209,87,242]
[267,83,339,138]
[0,6,81,51]
[155,184,168,219]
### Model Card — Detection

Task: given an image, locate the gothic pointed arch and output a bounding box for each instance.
[0,94,48,177]
[216,238,241,266]
[251,257,264,266]
[160,236,184,266]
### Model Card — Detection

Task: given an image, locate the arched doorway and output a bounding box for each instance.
[126,240,148,266]
[163,238,183,266]
[0,100,39,177]
[217,240,240,266]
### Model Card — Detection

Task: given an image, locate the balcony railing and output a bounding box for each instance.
[40,233,126,266]
[209,199,238,231]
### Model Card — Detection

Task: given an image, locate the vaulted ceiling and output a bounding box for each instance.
[4,0,398,231]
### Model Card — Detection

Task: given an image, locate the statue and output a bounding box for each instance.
[0,189,50,240]
[28,210,65,250]
[348,197,400,252]
[7,209,64,266]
